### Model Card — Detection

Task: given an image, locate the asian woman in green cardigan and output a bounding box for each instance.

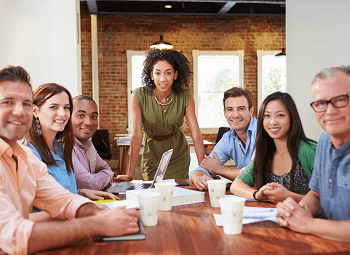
[230,92,316,204]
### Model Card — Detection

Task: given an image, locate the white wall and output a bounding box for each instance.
[0,0,82,96]
[286,0,350,141]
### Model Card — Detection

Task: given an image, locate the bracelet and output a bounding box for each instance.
[253,190,258,200]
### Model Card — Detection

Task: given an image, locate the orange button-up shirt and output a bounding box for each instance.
[0,139,92,255]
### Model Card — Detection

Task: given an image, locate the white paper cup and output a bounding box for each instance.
[219,197,246,235]
[138,192,161,226]
[155,182,176,211]
[207,179,227,207]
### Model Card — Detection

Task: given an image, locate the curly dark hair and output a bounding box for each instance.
[141,49,191,94]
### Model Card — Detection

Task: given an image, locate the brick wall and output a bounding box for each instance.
[80,2,285,159]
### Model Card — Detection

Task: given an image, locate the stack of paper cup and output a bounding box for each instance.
[219,197,246,235]
[207,179,227,207]
[138,192,161,226]
[155,182,176,211]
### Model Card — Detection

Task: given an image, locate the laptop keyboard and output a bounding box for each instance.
[126,183,152,190]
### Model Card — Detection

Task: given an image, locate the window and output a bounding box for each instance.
[257,50,286,109]
[193,50,244,133]
[126,50,146,132]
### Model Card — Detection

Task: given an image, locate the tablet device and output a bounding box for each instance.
[93,219,145,242]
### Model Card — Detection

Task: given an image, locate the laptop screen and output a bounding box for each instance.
[150,148,173,188]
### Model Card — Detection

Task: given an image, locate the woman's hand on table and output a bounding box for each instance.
[255,185,270,201]
[114,174,133,181]
[79,189,118,200]
[263,183,291,204]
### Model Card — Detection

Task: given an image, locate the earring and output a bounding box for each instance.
[35,117,42,135]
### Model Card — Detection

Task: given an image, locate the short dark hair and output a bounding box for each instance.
[0,65,32,90]
[73,95,96,103]
[311,65,350,86]
[223,87,253,109]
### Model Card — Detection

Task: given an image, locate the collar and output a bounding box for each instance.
[231,117,256,139]
[75,137,92,150]
[333,137,350,158]
[0,138,28,165]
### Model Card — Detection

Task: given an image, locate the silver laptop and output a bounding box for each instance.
[107,149,173,194]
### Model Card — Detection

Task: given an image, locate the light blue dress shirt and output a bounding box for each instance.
[189,117,258,179]
[29,139,77,194]
[309,131,350,221]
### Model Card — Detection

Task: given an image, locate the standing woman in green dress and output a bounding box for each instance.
[115,49,205,180]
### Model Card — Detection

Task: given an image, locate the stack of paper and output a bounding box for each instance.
[126,187,205,206]
[103,200,140,210]
[214,206,278,226]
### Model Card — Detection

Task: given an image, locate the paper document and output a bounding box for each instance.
[104,200,140,210]
[161,179,176,183]
[243,206,277,218]
[214,206,278,226]
[214,214,278,226]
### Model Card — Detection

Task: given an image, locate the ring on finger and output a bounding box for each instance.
[200,183,204,187]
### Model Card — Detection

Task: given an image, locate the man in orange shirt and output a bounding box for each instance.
[0,66,139,255]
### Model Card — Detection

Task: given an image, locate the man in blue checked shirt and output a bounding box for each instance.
[190,87,257,191]
[277,66,350,242]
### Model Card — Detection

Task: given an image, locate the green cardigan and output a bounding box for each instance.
[237,140,317,185]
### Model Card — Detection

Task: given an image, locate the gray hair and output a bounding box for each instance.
[311,65,350,87]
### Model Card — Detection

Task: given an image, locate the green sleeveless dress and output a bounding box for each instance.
[133,87,191,180]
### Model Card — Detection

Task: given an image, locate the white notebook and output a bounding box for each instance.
[126,187,205,206]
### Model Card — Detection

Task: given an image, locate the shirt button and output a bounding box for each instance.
[164,110,167,112]
[329,179,332,183]
[66,177,68,180]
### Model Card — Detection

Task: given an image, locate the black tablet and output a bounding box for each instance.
[176,181,190,186]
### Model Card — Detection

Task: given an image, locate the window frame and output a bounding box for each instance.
[192,50,244,134]
[126,50,146,133]
[257,50,286,110]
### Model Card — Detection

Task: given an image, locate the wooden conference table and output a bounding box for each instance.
[115,134,214,176]
[37,181,350,255]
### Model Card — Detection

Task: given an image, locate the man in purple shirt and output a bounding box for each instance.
[72,95,114,190]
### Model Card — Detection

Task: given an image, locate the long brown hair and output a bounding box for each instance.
[25,83,74,174]
[253,92,309,191]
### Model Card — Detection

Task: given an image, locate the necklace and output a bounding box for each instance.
[155,96,173,106]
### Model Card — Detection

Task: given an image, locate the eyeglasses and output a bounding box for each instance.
[310,94,350,112]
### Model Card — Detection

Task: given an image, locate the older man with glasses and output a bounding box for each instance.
[277,66,350,243]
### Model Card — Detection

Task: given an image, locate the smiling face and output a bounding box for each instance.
[33,91,70,138]
[312,71,350,147]
[0,81,33,147]
[263,99,291,141]
[151,60,178,94]
[224,96,253,133]
[72,99,98,144]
